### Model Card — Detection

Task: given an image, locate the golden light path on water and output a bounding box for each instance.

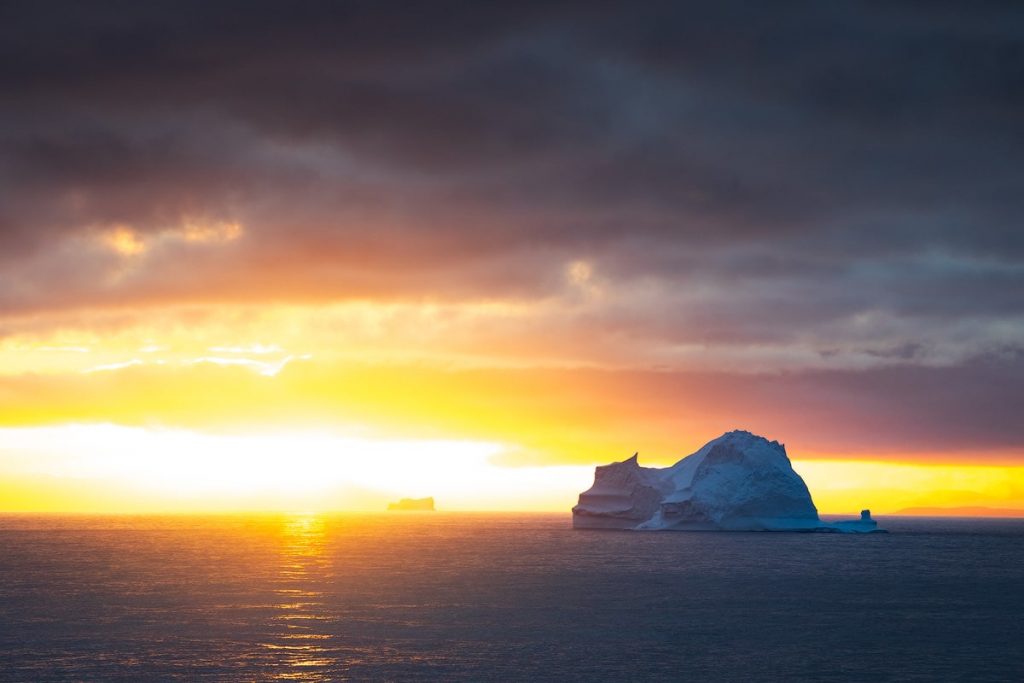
[269,516,334,680]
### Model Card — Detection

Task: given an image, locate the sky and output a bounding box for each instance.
[1,1,1023,513]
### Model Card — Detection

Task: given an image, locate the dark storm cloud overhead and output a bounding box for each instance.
[1,1,1022,352]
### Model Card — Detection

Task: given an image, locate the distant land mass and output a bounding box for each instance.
[387,497,435,511]
[895,506,1024,517]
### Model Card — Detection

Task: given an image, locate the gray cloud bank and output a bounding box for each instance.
[1,1,1022,450]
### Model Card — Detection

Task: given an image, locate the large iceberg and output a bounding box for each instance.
[573,430,883,533]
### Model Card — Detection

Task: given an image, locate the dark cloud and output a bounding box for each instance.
[0,0,1022,365]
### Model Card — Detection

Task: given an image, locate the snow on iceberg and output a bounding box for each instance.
[572,430,884,533]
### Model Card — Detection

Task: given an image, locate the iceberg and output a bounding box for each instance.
[573,430,884,533]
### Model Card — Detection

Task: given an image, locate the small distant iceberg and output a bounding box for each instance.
[831,509,880,532]
[573,430,885,533]
[387,497,435,511]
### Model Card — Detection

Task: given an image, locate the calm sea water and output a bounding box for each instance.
[0,513,1022,682]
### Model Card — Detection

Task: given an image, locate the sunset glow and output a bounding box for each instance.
[4,5,1024,682]
[0,301,1022,513]
[1,1,1021,516]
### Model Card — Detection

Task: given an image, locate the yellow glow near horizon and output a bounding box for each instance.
[1,423,1023,515]
[795,459,1024,515]
[0,424,594,513]
[1,304,1022,515]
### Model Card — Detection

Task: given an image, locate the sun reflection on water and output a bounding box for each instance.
[267,515,335,681]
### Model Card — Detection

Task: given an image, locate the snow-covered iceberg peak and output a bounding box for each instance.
[573,430,883,533]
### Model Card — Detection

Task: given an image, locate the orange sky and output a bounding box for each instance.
[1,296,1022,514]
[3,5,1023,515]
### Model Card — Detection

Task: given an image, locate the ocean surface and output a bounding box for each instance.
[0,514,1022,682]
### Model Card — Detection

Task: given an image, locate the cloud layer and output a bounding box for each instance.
[1,1,1022,459]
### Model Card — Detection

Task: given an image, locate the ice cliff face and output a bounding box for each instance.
[573,430,882,532]
[568,453,674,529]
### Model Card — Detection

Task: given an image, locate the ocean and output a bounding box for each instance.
[0,513,1021,681]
